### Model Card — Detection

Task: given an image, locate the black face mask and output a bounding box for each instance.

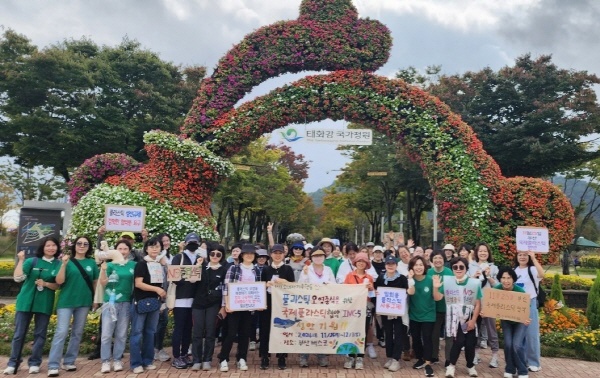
[187,243,199,252]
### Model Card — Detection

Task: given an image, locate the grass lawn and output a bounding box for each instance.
[545,264,597,279]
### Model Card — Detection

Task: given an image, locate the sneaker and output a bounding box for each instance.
[3,367,15,375]
[473,352,480,365]
[402,350,412,361]
[87,351,100,360]
[318,356,329,367]
[299,356,309,368]
[47,369,60,377]
[468,366,478,377]
[518,375,529,378]
[445,365,455,378]
[344,357,355,369]
[113,361,123,372]
[172,357,187,369]
[182,355,193,367]
[379,339,386,347]
[202,362,212,371]
[132,366,144,374]
[61,365,76,372]
[249,341,256,351]
[260,357,269,370]
[355,357,364,370]
[101,362,111,373]
[29,366,40,374]
[413,359,426,369]
[384,358,394,369]
[479,340,488,349]
[237,359,248,371]
[277,357,286,370]
[425,365,434,377]
[504,373,514,378]
[528,366,541,372]
[388,359,401,372]
[489,354,499,368]
[191,363,201,371]
[367,344,377,358]
[156,349,171,362]
[431,358,439,364]
[220,360,229,372]
[145,365,157,370]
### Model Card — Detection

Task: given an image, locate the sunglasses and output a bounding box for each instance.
[76,242,89,247]
[210,251,222,258]
[452,265,466,271]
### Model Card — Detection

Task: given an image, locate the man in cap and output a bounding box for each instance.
[365,242,375,259]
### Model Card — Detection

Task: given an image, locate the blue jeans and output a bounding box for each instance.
[101,302,131,362]
[154,307,169,350]
[525,298,541,368]
[129,305,160,369]
[48,307,90,369]
[501,320,528,376]
[8,311,50,368]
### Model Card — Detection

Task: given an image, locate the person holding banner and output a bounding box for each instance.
[48,236,99,377]
[297,247,336,368]
[130,237,167,374]
[374,255,409,372]
[407,256,438,377]
[98,239,137,373]
[426,250,454,365]
[219,244,260,372]
[433,257,482,378]
[342,252,375,370]
[258,243,295,370]
[469,242,500,367]
[191,242,227,371]
[494,267,531,378]
[513,251,544,373]
[4,237,61,375]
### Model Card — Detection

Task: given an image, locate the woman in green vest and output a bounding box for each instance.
[4,236,61,375]
[48,236,99,377]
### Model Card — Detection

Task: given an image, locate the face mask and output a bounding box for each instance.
[187,243,199,252]
[197,247,207,258]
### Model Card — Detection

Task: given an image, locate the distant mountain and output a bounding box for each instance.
[552,175,600,225]
[307,187,327,208]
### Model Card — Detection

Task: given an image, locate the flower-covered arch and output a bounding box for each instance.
[69,0,574,262]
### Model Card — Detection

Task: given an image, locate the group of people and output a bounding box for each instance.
[5,229,544,378]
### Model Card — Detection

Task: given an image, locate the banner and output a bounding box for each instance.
[482,288,530,323]
[167,265,202,282]
[270,283,367,354]
[104,205,146,233]
[18,208,63,259]
[516,226,549,253]
[375,287,407,316]
[227,282,267,311]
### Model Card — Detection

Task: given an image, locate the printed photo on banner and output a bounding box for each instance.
[482,288,530,323]
[167,265,202,282]
[375,287,407,316]
[270,283,367,355]
[147,262,164,284]
[104,204,146,233]
[226,282,267,311]
[515,226,549,253]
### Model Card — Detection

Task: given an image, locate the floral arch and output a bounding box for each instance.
[69,0,573,263]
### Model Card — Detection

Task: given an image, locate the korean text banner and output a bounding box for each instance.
[270,283,367,354]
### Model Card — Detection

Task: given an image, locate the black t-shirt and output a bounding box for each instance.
[374,273,409,290]
[261,264,296,284]
[192,263,227,309]
[133,261,163,301]
[372,260,386,276]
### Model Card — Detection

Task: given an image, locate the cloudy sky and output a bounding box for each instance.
[1,0,599,192]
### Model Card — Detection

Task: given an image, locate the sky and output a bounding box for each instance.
[1,0,599,192]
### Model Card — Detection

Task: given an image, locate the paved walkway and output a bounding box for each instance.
[2,344,598,377]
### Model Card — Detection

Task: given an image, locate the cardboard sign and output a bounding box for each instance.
[270,283,367,354]
[227,282,267,311]
[167,265,202,282]
[516,226,549,253]
[104,205,146,233]
[482,288,530,324]
[375,287,407,316]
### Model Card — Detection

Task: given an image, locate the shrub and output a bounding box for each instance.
[587,270,600,329]
[539,299,588,334]
[581,256,600,269]
[541,273,594,291]
[550,274,565,303]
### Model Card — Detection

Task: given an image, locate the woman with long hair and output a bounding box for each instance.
[285,242,308,282]
[4,237,61,375]
[154,233,173,363]
[130,237,167,374]
[513,251,544,372]
[48,236,99,377]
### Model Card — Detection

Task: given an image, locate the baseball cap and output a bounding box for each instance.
[271,244,285,253]
[120,232,135,240]
[443,244,455,251]
[366,242,375,247]
[384,255,397,264]
[373,246,384,252]
[185,232,200,244]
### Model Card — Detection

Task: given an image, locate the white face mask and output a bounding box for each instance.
[197,247,207,258]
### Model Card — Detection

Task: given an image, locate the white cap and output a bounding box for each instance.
[305,243,314,249]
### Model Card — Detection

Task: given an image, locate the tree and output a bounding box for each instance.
[426,54,600,178]
[0,30,206,182]
[0,161,66,205]
[586,270,600,329]
[318,188,363,244]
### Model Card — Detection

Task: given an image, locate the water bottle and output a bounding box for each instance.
[364,278,375,298]
[108,271,119,283]
[109,292,116,304]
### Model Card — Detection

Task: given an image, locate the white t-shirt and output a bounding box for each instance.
[299,265,336,284]
[514,266,540,298]
[335,258,378,283]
